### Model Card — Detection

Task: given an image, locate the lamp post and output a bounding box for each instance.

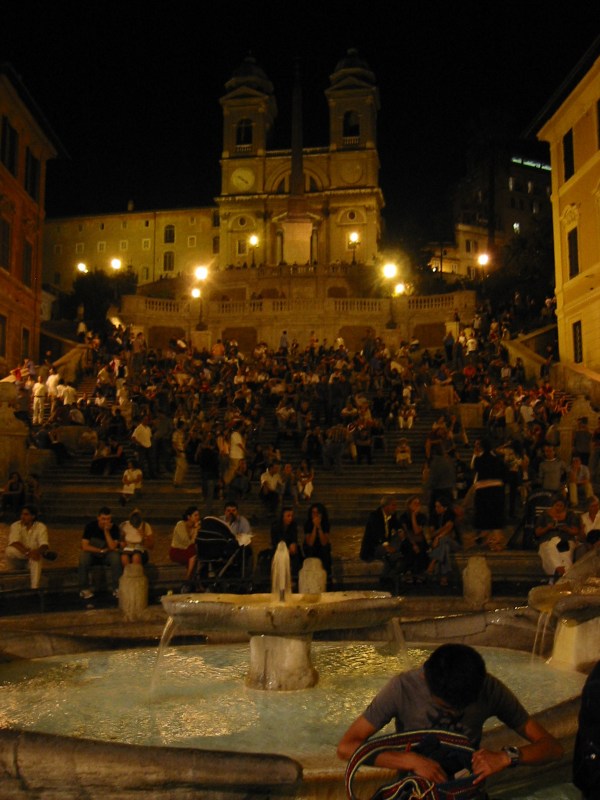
[191,266,208,330]
[249,234,259,267]
[110,258,122,271]
[477,253,489,281]
[382,262,398,328]
[348,231,360,265]
[76,262,88,274]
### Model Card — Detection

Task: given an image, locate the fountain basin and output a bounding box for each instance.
[161,591,402,635]
[161,590,403,689]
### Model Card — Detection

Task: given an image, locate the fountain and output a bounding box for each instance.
[528,548,600,672]
[160,542,403,689]
[0,543,594,798]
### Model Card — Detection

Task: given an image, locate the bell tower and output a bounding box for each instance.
[219,56,277,196]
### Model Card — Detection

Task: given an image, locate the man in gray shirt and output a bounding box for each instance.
[338,643,563,785]
[538,444,567,493]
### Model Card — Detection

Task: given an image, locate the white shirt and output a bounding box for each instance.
[8,520,49,551]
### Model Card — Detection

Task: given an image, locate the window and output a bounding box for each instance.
[119,240,128,251]
[78,224,84,232]
[121,221,127,229]
[25,149,40,201]
[164,225,175,244]
[189,216,196,225]
[508,177,515,191]
[0,217,11,269]
[568,227,579,279]
[21,327,30,359]
[212,235,220,254]
[465,240,471,253]
[53,244,62,255]
[1,116,18,176]
[573,321,583,364]
[97,241,106,253]
[163,251,174,271]
[142,266,149,281]
[22,240,33,286]
[75,242,84,254]
[142,239,151,250]
[144,219,149,227]
[187,235,196,247]
[343,110,360,140]
[563,128,574,181]
[53,272,60,285]
[212,211,220,227]
[0,314,6,358]
[237,239,248,257]
[236,118,253,146]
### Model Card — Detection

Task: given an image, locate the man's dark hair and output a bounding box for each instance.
[21,504,38,518]
[98,506,111,516]
[423,644,486,709]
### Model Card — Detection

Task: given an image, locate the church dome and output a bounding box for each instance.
[225,55,274,95]
[330,49,376,87]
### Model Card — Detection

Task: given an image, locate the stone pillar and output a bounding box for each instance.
[298,558,327,594]
[462,556,491,609]
[247,634,317,690]
[0,382,28,482]
[119,563,148,620]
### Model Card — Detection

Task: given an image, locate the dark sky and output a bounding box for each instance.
[2,0,599,241]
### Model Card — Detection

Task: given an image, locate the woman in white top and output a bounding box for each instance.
[119,509,154,567]
[169,505,200,580]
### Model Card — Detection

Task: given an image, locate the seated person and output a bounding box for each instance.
[120,459,143,505]
[271,506,301,575]
[395,438,412,467]
[535,495,582,579]
[119,508,154,567]
[426,495,459,587]
[169,505,200,582]
[360,495,405,582]
[578,495,600,559]
[302,502,332,580]
[5,504,54,588]
[296,459,315,501]
[1,471,26,518]
[397,495,429,579]
[337,643,563,784]
[78,506,122,600]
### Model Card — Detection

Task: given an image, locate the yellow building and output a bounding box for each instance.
[0,63,62,371]
[535,37,600,373]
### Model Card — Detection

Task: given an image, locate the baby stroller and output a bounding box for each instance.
[510,488,554,550]
[188,516,253,593]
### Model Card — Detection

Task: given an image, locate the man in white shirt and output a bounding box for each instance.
[5,505,54,588]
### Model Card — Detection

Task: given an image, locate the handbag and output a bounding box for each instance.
[345,729,486,800]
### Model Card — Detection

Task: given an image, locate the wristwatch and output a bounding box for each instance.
[503,745,520,767]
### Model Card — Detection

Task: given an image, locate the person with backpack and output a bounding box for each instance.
[338,643,563,793]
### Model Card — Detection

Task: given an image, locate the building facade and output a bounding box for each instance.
[536,39,600,372]
[0,63,62,372]
[429,140,552,280]
[43,51,383,304]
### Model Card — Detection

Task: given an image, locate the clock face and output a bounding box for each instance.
[340,160,363,185]
[231,167,256,192]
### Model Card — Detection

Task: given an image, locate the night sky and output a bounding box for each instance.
[2,1,599,241]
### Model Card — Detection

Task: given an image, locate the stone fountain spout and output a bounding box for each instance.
[528,549,600,671]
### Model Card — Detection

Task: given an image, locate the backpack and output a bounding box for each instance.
[345,729,486,800]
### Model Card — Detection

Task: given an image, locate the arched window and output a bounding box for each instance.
[236,118,253,146]
[163,251,174,271]
[343,111,360,139]
[164,225,175,244]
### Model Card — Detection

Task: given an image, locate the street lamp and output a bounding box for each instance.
[381,262,399,328]
[110,258,122,271]
[76,262,88,274]
[194,265,208,282]
[248,234,259,267]
[191,287,201,299]
[477,253,489,280]
[348,231,360,265]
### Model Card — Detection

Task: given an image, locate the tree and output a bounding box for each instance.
[71,267,138,329]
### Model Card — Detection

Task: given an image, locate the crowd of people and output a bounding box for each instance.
[2,292,598,591]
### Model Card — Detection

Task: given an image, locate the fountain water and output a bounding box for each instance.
[161,541,403,690]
